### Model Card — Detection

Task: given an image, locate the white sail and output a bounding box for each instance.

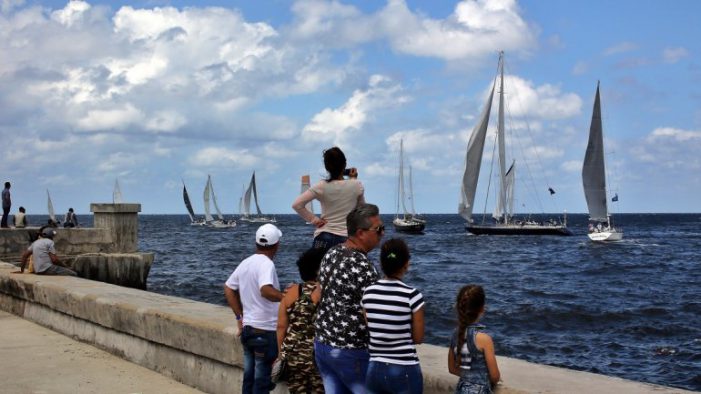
[203,176,214,222]
[459,72,497,222]
[301,175,314,214]
[242,175,254,217]
[251,172,263,215]
[208,175,225,221]
[582,82,609,222]
[113,179,123,203]
[47,189,56,223]
[397,139,409,216]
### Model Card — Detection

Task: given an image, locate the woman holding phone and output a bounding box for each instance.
[292,146,365,249]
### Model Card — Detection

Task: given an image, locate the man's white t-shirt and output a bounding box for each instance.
[225,253,280,331]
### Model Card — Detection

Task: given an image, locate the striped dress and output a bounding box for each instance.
[361,278,425,365]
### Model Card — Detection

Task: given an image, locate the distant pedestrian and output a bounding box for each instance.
[292,146,365,249]
[13,206,28,228]
[362,238,425,393]
[314,203,383,393]
[63,208,78,228]
[276,247,326,393]
[2,182,11,228]
[224,223,285,394]
[20,227,77,276]
[448,285,500,394]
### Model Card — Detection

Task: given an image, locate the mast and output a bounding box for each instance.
[496,52,508,224]
[398,139,408,217]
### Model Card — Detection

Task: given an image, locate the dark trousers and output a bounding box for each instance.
[1,207,9,228]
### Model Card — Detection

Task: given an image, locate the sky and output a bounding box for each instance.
[1,0,700,216]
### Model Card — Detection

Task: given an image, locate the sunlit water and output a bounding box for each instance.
[129,213,701,391]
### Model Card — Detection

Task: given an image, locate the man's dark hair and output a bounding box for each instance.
[4,182,10,188]
[296,247,327,282]
[347,203,379,236]
[19,206,25,213]
[323,147,347,181]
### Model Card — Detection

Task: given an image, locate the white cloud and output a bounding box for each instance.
[604,41,637,56]
[76,104,144,131]
[145,110,187,132]
[647,127,701,142]
[51,0,91,27]
[189,147,259,168]
[1,0,25,14]
[487,75,582,120]
[662,47,689,64]
[561,160,581,173]
[302,75,409,144]
[572,61,588,75]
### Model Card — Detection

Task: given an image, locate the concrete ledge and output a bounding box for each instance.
[0,264,691,394]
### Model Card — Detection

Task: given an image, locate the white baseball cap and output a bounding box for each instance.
[256,224,282,246]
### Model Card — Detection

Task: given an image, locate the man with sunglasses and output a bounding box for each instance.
[314,203,384,393]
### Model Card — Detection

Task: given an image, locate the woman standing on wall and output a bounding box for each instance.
[292,147,365,249]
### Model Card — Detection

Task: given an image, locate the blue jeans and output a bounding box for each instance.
[314,340,369,394]
[366,361,423,394]
[241,326,278,394]
[313,232,347,250]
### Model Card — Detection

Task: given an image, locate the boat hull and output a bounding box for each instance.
[239,216,277,224]
[393,218,425,234]
[588,230,623,242]
[466,223,573,236]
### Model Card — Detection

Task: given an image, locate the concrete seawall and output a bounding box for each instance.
[0,263,692,394]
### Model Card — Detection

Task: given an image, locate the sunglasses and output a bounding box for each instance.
[365,224,385,235]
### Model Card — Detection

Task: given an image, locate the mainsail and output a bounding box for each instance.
[582,82,608,222]
[301,175,314,214]
[208,175,225,221]
[203,176,214,222]
[397,139,409,216]
[494,161,515,220]
[251,172,263,215]
[113,179,123,203]
[182,182,196,222]
[47,189,56,223]
[242,176,254,217]
[458,67,498,222]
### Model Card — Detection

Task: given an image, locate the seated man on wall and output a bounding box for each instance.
[20,227,77,276]
[13,206,28,228]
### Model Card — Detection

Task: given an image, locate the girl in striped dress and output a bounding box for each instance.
[361,238,425,394]
[448,285,500,394]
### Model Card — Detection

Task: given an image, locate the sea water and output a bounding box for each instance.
[90,213,701,390]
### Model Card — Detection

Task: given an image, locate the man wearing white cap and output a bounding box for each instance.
[224,223,284,394]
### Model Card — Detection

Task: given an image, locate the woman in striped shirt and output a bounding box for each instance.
[361,238,425,393]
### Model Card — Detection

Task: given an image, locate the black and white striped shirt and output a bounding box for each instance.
[361,279,425,365]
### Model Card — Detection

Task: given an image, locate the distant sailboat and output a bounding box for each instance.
[458,51,571,236]
[183,181,205,226]
[47,189,57,225]
[113,179,123,203]
[240,172,276,223]
[582,82,622,241]
[204,175,236,228]
[393,139,425,233]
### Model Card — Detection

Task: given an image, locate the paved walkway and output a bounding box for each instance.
[0,311,204,394]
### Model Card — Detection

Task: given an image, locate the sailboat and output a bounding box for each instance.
[582,82,623,242]
[47,189,58,226]
[301,174,315,224]
[458,51,572,236]
[204,175,236,228]
[393,139,425,233]
[183,181,205,226]
[239,171,276,223]
[113,179,123,203]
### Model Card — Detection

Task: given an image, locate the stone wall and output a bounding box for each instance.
[0,203,152,289]
[0,264,690,394]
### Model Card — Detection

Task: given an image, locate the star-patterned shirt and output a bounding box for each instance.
[315,244,380,349]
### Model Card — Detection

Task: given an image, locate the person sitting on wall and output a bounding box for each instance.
[13,206,28,228]
[20,227,77,276]
[63,208,78,228]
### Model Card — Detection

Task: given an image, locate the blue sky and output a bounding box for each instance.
[1,0,699,215]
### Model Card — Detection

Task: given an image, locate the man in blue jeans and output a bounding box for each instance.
[224,224,285,394]
[314,203,383,393]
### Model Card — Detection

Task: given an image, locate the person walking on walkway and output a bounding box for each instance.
[20,227,77,276]
[2,182,11,228]
[314,203,383,393]
[224,223,285,394]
